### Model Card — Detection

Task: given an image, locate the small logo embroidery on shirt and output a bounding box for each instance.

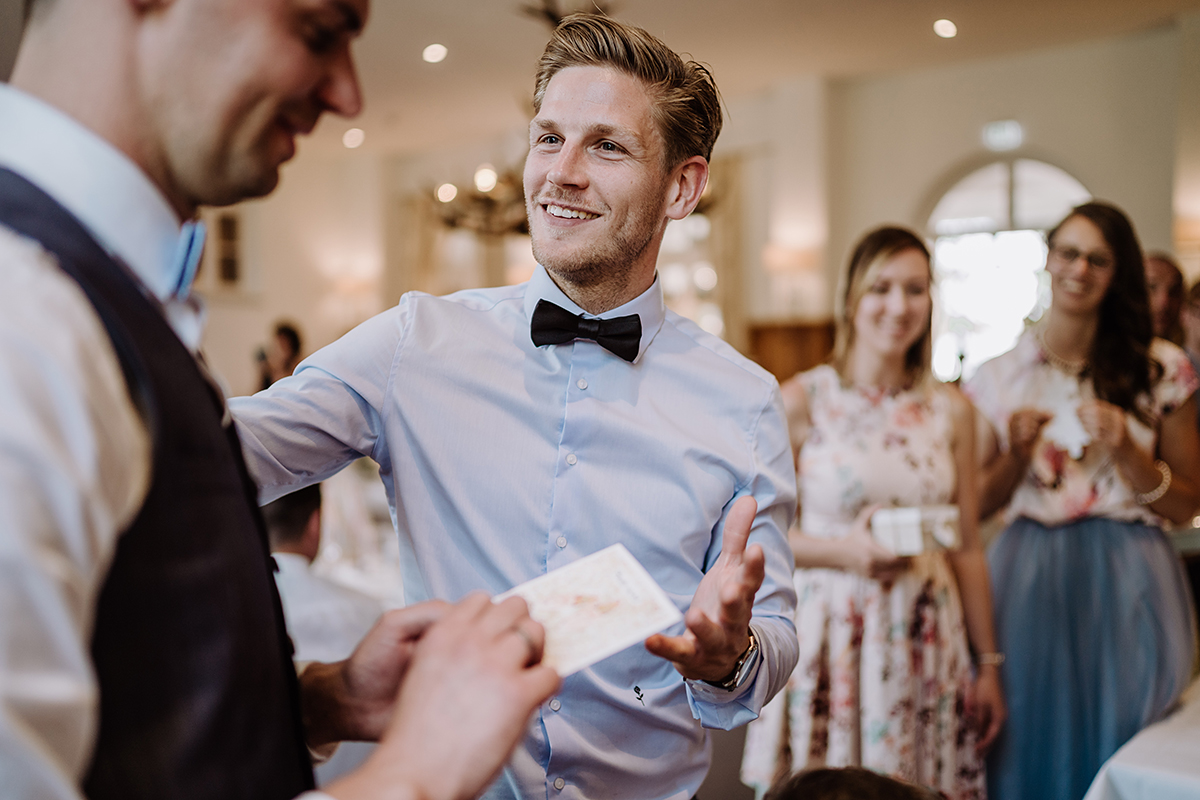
[633,686,645,706]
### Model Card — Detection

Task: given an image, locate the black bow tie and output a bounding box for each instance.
[529,299,642,362]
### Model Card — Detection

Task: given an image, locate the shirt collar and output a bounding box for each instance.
[523,264,666,364]
[0,83,185,304]
[271,552,311,572]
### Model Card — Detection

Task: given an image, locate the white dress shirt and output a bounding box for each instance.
[0,83,330,800]
[231,264,801,800]
[273,553,383,785]
[273,553,383,663]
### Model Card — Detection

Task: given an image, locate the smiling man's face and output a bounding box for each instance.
[145,0,368,215]
[523,65,674,297]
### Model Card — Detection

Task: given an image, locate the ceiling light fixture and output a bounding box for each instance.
[982,120,1024,152]
[475,164,499,193]
[934,19,958,38]
[423,43,448,63]
[342,128,365,149]
[436,183,458,203]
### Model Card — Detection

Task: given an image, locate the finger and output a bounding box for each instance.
[515,663,562,707]
[463,594,538,645]
[508,623,543,668]
[855,503,881,525]
[719,496,758,563]
[684,605,729,651]
[512,616,547,666]
[644,632,698,663]
[372,600,452,643]
[718,544,765,613]
[977,707,1004,754]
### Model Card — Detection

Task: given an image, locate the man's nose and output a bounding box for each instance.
[319,47,364,118]
[548,143,588,189]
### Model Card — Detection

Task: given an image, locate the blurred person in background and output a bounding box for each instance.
[765,766,945,800]
[1145,251,1185,345]
[266,484,384,786]
[741,226,1004,800]
[261,320,305,390]
[1179,279,1200,377]
[967,202,1200,800]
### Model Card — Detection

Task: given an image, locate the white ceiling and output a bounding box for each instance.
[319,0,1200,156]
[3,0,1198,157]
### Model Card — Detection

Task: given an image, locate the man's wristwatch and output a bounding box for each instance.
[704,630,760,691]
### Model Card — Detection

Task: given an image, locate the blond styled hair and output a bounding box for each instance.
[831,226,933,382]
[533,14,723,169]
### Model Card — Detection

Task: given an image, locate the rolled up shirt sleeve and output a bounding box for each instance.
[685,382,799,730]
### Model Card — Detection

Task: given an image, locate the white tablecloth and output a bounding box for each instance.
[1083,680,1200,800]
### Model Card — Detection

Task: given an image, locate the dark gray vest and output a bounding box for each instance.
[0,168,314,800]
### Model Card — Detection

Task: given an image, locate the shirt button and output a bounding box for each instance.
[549,698,562,711]
[554,778,566,791]
[556,535,567,548]
[577,378,588,390]
[566,453,578,465]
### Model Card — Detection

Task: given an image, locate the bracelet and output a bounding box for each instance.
[977,652,1005,667]
[1134,460,1172,505]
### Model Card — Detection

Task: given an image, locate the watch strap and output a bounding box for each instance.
[704,630,759,691]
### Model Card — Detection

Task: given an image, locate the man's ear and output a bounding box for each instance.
[302,507,323,557]
[665,156,709,222]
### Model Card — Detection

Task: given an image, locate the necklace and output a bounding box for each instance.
[1036,328,1088,375]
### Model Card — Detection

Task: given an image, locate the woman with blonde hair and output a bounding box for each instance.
[742,226,1005,800]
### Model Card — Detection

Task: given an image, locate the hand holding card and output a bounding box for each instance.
[495,544,683,676]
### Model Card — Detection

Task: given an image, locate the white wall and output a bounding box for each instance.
[1174,11,1200,277]
[201,149,385,396]
[829,25,1181,291]
[719,76,831,322]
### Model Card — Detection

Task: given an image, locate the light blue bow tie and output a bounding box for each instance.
[170,220,207,301]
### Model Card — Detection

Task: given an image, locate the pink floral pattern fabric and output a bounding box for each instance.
[741,365,984,799]
[965,332,1199,527]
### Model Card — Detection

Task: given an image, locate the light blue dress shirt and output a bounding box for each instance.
[0,84,205,351]
[231,264,799,800]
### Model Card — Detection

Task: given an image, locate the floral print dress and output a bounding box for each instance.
[741,365,984,799]
[965,331,1199,527]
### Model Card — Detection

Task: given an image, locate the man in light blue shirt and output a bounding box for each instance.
[232,15,799,800]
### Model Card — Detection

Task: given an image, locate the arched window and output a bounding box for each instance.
[927,159,1091,381]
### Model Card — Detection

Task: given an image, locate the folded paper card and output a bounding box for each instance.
[495,543,684,676]
[870,505,961,556]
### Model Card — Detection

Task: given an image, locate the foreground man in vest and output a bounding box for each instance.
[232,15,799,800]
[0,1,558,799]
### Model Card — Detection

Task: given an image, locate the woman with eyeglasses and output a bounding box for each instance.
[966,201,1200,800]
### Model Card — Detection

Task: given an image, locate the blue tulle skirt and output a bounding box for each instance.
[986,516,1196,800]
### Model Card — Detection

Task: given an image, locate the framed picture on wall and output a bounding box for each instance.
[194,207,258,297]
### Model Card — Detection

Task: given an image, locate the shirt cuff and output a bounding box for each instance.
[684,651,762,704]
[683,624,768,730]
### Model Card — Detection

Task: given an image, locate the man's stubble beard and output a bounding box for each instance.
[527,195,667,297]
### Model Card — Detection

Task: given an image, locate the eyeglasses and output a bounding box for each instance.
[1048,244,1114,271]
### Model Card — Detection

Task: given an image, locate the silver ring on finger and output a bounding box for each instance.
[511,624,538,665]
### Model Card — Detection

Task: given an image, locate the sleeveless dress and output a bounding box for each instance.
[965,332,1198,800]
[741,365,985,799]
